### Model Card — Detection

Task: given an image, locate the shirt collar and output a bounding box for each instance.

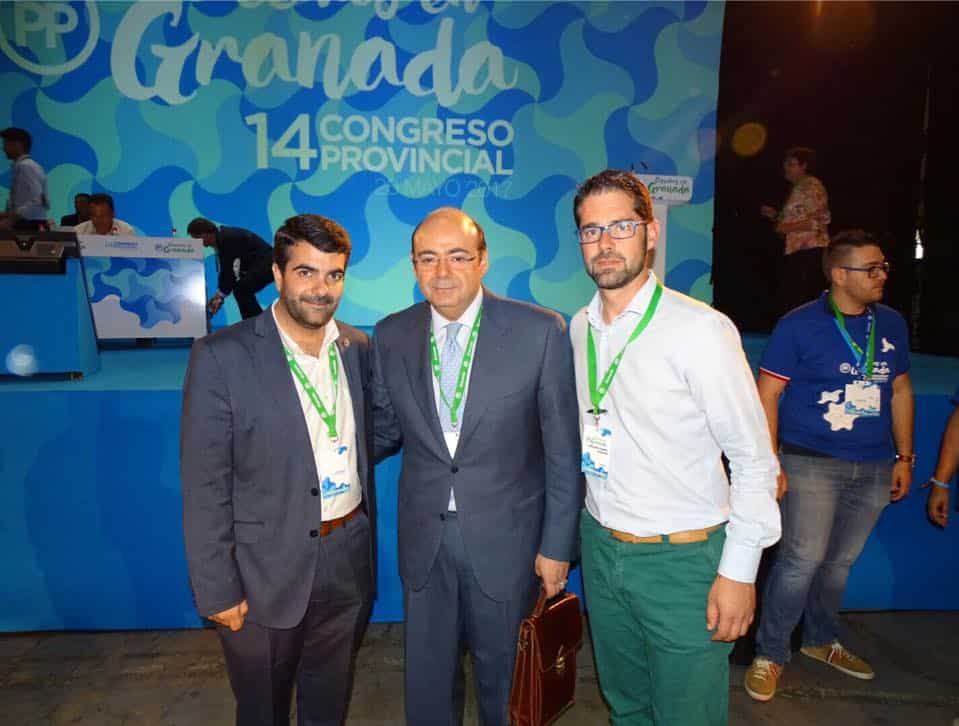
[272,301,340,357]
[430,287,484,336]
[822,290,872,319]
[586,271,659,330]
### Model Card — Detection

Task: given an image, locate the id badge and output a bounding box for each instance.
[322,443,352,499]
[581,424,612,480]
[844,380,881,418]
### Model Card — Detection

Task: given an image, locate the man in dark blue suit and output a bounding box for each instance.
[372,207,583,725]
[188,217,275,319]
[181,214,376,726]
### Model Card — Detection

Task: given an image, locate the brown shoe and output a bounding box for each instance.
[800,641,875,680]
[745,657,783,702]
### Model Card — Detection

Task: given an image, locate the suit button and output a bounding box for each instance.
[309,529,318,538]
[451,466,459,473]
[311,488,319,496]
[439,513,446,521]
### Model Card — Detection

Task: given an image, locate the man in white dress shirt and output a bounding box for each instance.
[1,127,48,231]
[569,169,781,725]
[73,193,134,236]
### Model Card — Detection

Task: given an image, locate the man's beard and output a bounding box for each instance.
[282,293,337,329]
[588,250,645,290]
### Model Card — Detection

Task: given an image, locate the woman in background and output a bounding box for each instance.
[761,147,831,315]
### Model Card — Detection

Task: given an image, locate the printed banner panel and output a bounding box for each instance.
[80,235,207,339]
[0,0,724,326]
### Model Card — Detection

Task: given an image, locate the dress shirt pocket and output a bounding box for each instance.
[233,520,264,544]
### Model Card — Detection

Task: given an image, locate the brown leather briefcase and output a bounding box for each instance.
[508,588,583,726]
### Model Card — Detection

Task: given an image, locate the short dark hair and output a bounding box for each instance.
[573,169,653,227]
[88,192,115,212]
[74,193,91,201]
[274,214,351,270]
[410,209,487,253]
[187,217,217,237]
[822,228,881,281]
[784,147,816,173]
[1,127,32,152]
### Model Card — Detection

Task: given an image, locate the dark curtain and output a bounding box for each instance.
[917,45,959,356]
[713,2,953,353]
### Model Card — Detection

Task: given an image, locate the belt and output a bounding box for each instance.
[319,505,361,537]
[780,441,831,458]
[607,522,724,545]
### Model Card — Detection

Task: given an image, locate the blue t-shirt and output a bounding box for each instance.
[760,293,910,461]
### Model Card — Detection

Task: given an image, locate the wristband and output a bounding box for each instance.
[930,478,951,490]
[895,453,917,467]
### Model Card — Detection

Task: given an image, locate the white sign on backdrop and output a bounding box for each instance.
[636,176,695,283]
[78,235,204,259]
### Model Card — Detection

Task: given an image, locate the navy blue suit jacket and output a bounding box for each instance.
[371,289,583,602]
[214,226,273,295]
[181,311,376,628]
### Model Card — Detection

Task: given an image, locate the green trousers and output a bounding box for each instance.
[580,510,733,726]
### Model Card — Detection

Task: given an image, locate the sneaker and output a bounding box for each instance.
[744,657,783,702]
[800,641,875,680]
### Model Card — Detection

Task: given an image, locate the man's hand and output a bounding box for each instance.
[207,294,225,315]
[706,575,755,642]
[924,481,950,528]
[209,600,248,632]
[776,468,789,500]
[535,554,570,599]
[890,462,912,502]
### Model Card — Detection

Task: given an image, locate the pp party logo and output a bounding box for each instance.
[0,1,99,76]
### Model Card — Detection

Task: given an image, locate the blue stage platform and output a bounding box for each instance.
[1,337,957,631]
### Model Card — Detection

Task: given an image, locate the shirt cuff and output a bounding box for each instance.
[215,289,227,299]
[717,539,763,584]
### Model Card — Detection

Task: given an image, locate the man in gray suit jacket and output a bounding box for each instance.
[181,214,376,726]
[372,208,583,725]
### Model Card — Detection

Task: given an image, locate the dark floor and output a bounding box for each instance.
[2,612,958,725]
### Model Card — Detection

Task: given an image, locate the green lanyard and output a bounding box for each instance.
[586,283,663,424]
[429,307,483,429]
[284,344,339,440]
[828,296,875,380]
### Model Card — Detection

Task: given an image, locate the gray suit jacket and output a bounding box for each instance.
[372,289,583,602]
[181,311,376,629]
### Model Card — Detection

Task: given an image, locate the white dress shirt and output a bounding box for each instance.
[273,304,361,520]
[570,272,780,583]
[74,218,135,236]
[430,288,483,510]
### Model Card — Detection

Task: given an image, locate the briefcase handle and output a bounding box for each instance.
[531,585,567,618]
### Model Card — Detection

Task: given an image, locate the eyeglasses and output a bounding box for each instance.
[840,262,890,279]
[413,252,479,270]
[578,219,647,245]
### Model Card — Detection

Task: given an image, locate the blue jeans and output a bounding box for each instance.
[756,453,891,665]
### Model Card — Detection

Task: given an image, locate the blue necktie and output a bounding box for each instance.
[439,322,463,432]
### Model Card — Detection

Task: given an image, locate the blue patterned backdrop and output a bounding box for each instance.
[0,0,723,324]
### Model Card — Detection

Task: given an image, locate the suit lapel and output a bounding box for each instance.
[253,311,314,462]
[455,291,510,454]
[401,303,449,458]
